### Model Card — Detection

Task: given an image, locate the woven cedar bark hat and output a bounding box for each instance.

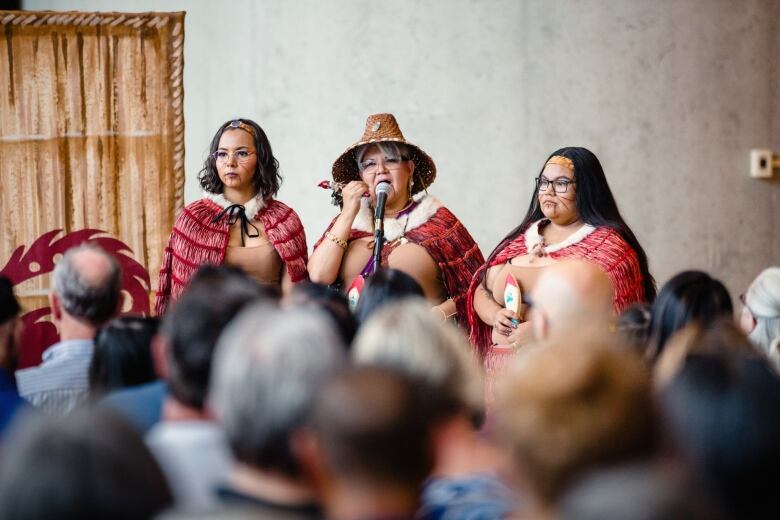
[332,113,436,195]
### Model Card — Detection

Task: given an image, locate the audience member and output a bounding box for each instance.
[654,319,758,388]
[97,372,168,435]
[616,303,652,354]
[0,276,26,434]
[558,463,716,520]
[283,282,357,347]
[740,266,780,372]
[528,259,614,345]
[660,353,780,518]
[208,305,344,517]
[353,301,520,519]
[299,366,435,520]
[0,409,173,519]
[353,268,425,325]
[477,259,615,406]
[145,265,273,511]
[646,270,732,360]
[89,315,159,397]
[497,341,659,517]
[16,244,121,414]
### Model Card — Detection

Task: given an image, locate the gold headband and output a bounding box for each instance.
[546,155,574,172]
[226,120,256,137]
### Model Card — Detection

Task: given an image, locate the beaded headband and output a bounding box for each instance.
[226,120,256,137]
[546,155,574,172]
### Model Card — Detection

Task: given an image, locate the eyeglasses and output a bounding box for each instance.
[359,156,410,174]
[536,176,576,194]
[740,293,756,317]
[212,150,255,164]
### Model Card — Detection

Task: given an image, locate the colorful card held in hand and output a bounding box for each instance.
[347,275,365,312]
[504,273,521,314]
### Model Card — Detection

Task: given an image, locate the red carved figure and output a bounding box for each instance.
[1,229,150,368]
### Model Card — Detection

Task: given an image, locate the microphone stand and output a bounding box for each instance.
[373,185,390,275]
[373,202,386,275]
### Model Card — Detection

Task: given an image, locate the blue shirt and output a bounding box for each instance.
[15,339,94,415]
[418,473,520,520]
[98,380,167,435]
[0,368,26,434]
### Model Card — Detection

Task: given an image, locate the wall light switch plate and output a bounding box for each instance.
[750,149,774,178]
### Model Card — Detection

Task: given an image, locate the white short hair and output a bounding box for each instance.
[208,304,346,474]
[352,300,484,419]
[746,267,780,371]
[355,142,410,171]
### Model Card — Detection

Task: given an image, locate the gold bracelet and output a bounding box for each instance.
[435,303,456,321]
[325,231,348,249]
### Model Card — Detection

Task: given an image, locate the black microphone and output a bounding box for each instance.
[372,182,392,273]
[374,181,391,221]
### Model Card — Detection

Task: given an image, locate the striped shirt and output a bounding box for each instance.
[16,339,94,415]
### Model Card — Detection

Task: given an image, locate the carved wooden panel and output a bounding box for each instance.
[0,11,185,365]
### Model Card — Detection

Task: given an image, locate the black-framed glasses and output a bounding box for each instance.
[739,293,753,315]
[536,176,575,194]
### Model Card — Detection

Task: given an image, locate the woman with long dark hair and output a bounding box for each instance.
[89,316,159,396]
[467,147,655,370]
[155,119,307,314]
[646,270,732,361]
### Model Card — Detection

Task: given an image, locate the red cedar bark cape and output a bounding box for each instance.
[155,194,308,315]
[314,195,485,330]
[466,221,646,356]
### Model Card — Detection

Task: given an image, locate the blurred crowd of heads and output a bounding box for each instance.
[0,256,778,519]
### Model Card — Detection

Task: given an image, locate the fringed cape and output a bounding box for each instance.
[466,220,646,357]
[314,195,484,330]
[155,194,308,315]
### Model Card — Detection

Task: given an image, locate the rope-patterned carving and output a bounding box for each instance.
[169,17,185,213]
[1,11,173,29]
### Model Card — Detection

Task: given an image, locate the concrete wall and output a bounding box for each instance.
[23,0,780,298]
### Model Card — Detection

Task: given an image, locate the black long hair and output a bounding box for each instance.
[89,316,159,396]
[198,118,282,199]
[354,269,425,326]
[646,270,733,360]
[483,146,656,301]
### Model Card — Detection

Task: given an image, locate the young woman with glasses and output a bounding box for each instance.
[467,147,655,372]
[154,119,308,314]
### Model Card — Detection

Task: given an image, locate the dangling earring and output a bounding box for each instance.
[417,174,429,196]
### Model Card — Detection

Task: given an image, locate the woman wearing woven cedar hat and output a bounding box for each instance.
[155,119,307,315]
[467,147,655,368]
[308,113,484,326]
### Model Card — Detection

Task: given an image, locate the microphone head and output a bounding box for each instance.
[375,181,392,196]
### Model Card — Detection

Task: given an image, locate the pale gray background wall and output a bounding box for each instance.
[23,0,780,299]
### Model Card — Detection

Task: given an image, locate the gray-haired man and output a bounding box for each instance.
[206,305,346,517]
[16,243,121,414]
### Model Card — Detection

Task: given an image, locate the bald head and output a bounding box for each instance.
[530,260,613,342]
[53,244,121,326]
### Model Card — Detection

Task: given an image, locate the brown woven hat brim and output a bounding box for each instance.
[331,138,437,196]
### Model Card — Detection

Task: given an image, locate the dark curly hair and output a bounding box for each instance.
[198,118,282,199]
